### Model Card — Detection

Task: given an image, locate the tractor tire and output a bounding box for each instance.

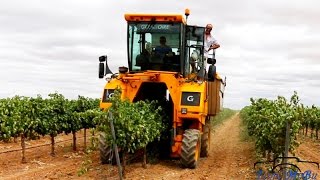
[200,123,210,157]
[99,132,113,164]
[181,129,201,169]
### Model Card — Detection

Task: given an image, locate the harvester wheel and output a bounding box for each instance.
[200,123,210,157]
[99,132,113,164]
[181,129,201,168]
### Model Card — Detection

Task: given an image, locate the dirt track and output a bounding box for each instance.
[122,113,257,179]
[1,114,319,179]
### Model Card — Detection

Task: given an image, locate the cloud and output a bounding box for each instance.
[0,0,320,109]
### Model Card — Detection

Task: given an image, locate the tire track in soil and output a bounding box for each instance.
[199,113,256,179]
[125,113,256,180]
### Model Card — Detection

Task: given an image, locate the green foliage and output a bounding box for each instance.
[97,90,165,153]
[76,96,100,130]
[77,155,93,176]
[0,93,101,141]
[240,92,312,156]
[0,96,43,140]
[45,93,69,136]
[0,98,15,141]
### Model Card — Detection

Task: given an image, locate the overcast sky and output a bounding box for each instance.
[1,0,320,109]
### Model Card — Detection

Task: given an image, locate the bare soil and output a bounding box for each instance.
[0,114,319,180]
[295,136,320,174]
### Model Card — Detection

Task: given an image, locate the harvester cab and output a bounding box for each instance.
[98,9,225,168]
[99,10,217,81]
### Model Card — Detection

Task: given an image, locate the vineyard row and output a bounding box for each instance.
[0,93,102,162]
[240,92,320,158]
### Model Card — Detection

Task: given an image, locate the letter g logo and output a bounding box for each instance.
[108,93,114,98]
[187,96,194,102]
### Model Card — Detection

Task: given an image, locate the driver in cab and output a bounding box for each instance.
[154,36,173,59]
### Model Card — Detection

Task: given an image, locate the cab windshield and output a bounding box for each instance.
[127,22,181,72]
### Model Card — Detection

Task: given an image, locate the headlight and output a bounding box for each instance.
[181,108,187,114]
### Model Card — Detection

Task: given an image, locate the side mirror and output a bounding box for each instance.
[207,58,216,65]
[99,56,106,62]
[98,55,113,79]
[99,62,105,79]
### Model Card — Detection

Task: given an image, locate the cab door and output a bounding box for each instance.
[184,26,205,78]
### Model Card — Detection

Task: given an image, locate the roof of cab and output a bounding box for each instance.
[124,14,186,24]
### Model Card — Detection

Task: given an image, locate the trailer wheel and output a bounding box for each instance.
[200,122,210,157]
[181,129,201,168]
[99,132,113,164]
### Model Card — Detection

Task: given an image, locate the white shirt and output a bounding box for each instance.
[204,35,218,58]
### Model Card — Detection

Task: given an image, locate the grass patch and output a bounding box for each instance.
[239,116,255,142]
[210,108,237,127]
